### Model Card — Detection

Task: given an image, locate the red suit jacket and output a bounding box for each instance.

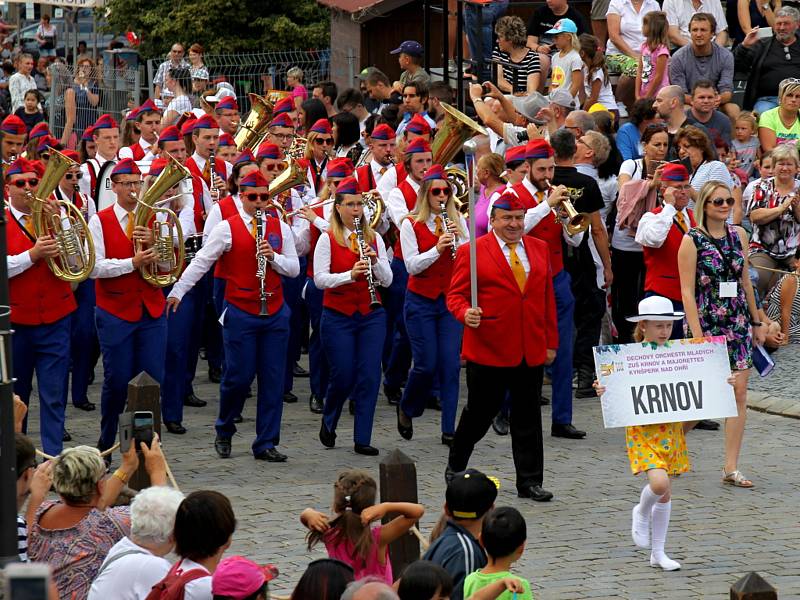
[447,233,558,368]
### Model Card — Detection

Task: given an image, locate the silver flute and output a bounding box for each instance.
[255,208,269,316]
[353,216,381,309]
[439,201,457,260]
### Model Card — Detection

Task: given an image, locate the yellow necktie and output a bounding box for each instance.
[125,211,134,239]
[379,167,387,175]
[349,232,359,253]
[508,242,527,293]
[251,219,258,239]
[434,215,444,237]
[674,211,687,233]
[23,215,35,237]
[535,190,545,204]
[201,159,211,186]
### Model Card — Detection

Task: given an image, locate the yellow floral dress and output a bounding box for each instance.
[625,423,690,476]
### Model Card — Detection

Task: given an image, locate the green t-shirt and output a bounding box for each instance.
[758,107,800,148]
[463,570,534,600]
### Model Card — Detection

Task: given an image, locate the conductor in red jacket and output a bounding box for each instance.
[446,192,559,502]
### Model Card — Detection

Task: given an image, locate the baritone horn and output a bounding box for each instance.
[235,93,273,152]
[266,158,307,220]
[362,191,384,230]
[134,153,191,287]
[31,148,95,283]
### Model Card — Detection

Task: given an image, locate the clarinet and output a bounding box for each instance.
[353,216,381,309]
[255,208,269,316]
[439,201,457,260]
[208,148,220,202]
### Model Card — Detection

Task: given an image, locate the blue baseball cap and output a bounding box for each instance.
[391,40,423,56]
[545,18,578,34]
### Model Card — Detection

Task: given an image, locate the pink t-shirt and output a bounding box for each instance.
[324,525,393,583]
[639,43,670,97]
[291,84,308,103]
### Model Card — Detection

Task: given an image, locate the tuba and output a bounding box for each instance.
[362,191,384,230]
[432,103,487,210]
[235,93,273,153]
[31,148,95,283]
[134,153,191,287]
[266,158,307,220]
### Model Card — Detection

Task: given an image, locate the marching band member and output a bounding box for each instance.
[24,122,50,158]
[78,126,96,163]
[118,99,163,170]
[185,114,232,226]
[155,125,187,163]
[167,170,300,462]
[88,158,167,452]
[396,165,468,446]
[272,96,297,125]
[314,176,392,456]
[180,114,197,158]
[214,95,241,137]
[355,123,396,193]
[295,157,353,414]
[6,157,77,455]
[1,115,27,165]
[217,133,237,163]
[304,118,334,199]
[383,137,432,405]
[375,114,432,201]
[446,192,558,502]
[265,112,296,157]
[80,114,120,209]
[511,139,587,441]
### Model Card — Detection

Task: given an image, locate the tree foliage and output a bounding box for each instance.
[104,0,330,57]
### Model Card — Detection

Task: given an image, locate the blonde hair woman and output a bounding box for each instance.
[758,78,800,152]
[287,66,309,110]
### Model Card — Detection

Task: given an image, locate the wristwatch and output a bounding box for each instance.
[762,3,771,10]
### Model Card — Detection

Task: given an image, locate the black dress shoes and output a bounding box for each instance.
[63,430,72,442]
[283,392,298,404]
[695,419,720,431]
[208,366,222,383]
[551,423,587,439]
[293,363,309,377]
[384,386,401,406]
[441,433,455,447]
[518,484,554,502]
[255,447,287,462]
[309,394,323,414]
[319,422,336,448]
[74,401,96,411]
[397,405,413,440]
[165,421,187,434]
[354,444,379,456]
[492,413,510,436]
[184,393,207,407]
[214,436,232,458]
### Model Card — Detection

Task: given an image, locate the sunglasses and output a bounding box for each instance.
[314,137,333,145]
[65,172,83,180]
[707,196,735,207]
[12,178,39,188]
[263,163,283,172]
[243,192,270,202]
[430,187,451,197]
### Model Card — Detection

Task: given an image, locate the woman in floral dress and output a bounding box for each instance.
[678,181,767,489]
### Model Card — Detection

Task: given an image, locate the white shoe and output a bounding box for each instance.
[650,553,681,571]
[631,505,650,548]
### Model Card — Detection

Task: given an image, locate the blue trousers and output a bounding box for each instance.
[69,280,98,406]
[321,307,386,446]
[383,257,412,391]
[216,303,290,454]
[464,0,509,81]
[96,307,167,451]
[14,316,71,456]
[282,258,306,393]
[162,283,202,423]
[551,270,575,426]
[209,276,227,372]
[305,277,329,398]
[400,291,462,434]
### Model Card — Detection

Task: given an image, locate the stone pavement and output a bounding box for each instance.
[24,353,800,600]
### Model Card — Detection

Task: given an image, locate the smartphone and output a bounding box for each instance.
[647,160,665,177]
[756,26,773,39]
[3,562,50,600]
[133,410,154,449]
[119,412,133,454]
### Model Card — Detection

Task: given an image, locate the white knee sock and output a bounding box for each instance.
[631,485,662,548]
[639,484,662,514]
[650,501,681,571]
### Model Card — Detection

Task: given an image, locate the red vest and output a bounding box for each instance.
[406,219,455,299]
[396,162,407,183]
[125,143,146,161]
[306,205,326,278]
[511,181,563,275]
[95,207,166,321]
[356,164,375,193]
[322,231,377,316]
[393,180,418,259]
[186,155,227,232]
[643,206,696,301]
[212,196,240,279]
[219,214,285,315]
[6,210,76,325]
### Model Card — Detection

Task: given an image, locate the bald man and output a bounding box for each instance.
[653,85,712,161]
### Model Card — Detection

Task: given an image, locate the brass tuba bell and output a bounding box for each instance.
[31,148,96,283]
[234,93,274,153]
[362,191,385,230]
[265,158,308,221]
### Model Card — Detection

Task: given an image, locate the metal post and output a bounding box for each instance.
[347,47,355,85]
[455,0,464,111]
[92,11,97,62]
[463,139,477,307]
[48,64,56,135]
[0,130,20,567]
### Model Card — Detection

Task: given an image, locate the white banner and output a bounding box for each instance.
[593,336,737,428]
[5,0,105,8]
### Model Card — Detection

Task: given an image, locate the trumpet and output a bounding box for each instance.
[30,148,95,283]
[439,202,457,260]
[255,208,271,316]
[543,179,590,236]
[353,216,381,309]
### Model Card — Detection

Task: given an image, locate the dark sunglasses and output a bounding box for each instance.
[430,187,451,197]
[314,137,333,145]
[707,196,735,207]
[263,163,283,172]
[645,123,668,131]
[13,178,39,188]
[65,173,83,180]
[243,192,270,202]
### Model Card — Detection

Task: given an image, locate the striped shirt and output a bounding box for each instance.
[18,514,28,562]
[491,48,540,94]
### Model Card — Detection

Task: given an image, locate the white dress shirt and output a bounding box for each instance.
[6,205,35,278]
[293,200,333,258]
[518,177,584,246]
[635,203,689,248]
[168,207,299,302]
[492,231,530,274]
[400,213,470,275]
[663,0,728,42]
[313,228,393,289]
[202,194,242,242]
[376,163,399,202]
[305,158,328,199]
[79,152,116,197]
[190,152,233,215]
[369,159,391,189]
[117,137,157,169]
[55,185,97,220]
[88,202,138,279]
[386,178,420,228]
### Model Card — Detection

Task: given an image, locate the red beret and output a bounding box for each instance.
[269,113,294,129]
[148,157,169,177]
[28,122,50,141]
[405,114,431,136]
[218,133,235,147]
[193,114,219,130]
[326,157,355,178]
[6,157,35,177]
[93,114,118,130]
[336,176,359,195]
[216,96,239,112]
[504,146,526,164]
[159,125,181,142]
[404,137,432,155]
[309,118,332,135]
[661,163,690,182]
[525,139,554,160]
[1,115,26,136]
[273,97,294,115]
[61,150,80,163]
[256,142,282,160]
[492,191,526,212]
[371,124,396,141]
[239,170,269,188]
[111,158,141,177]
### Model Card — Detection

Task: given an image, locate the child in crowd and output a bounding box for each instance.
[14,89,45,132]
[424,469,498,600]
[547,19,583,103]
[463,507,533,600]
[211,555,277,600]
[301,469,424,584]
[636,11,670,100]
[579,34,618,115]
[732,111,761,180]
[396,560,454,600]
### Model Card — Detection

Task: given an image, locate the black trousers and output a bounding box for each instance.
[610,249,645,344]
[448,361,544,492]
[572,271,606,374]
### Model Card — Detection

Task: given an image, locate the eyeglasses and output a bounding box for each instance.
[707,196,735,207]
[263,163,284,172]
[243,192,270,202]
[65,173,83,180]
[271,132,294,141]
[645,123,668,132]
[430,187,451,197]
[12,178,38,188]
[116,180,143,188]
[314,137,333,145]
